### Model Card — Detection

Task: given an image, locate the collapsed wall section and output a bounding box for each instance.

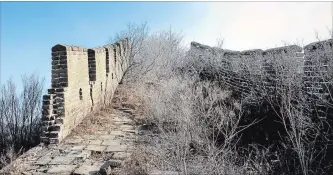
[303,39,333,117]
[261,45,303,95]
[188,40,331,101]
[41,39,130,144]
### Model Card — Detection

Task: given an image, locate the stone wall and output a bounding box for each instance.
[41,39,130,144]
[188,39,332,101]
[303,39,333,117]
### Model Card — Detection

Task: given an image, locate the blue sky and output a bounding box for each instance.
[1,2,332,93]
[0,2,205,92]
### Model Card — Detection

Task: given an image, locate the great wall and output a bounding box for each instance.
[41,38,131,144]
[1,38,332,175]
[188,39,333,114]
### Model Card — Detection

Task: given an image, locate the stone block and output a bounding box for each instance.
[65,138,83,144]
[49,124,61,131]
[120,125,134,130]
[83,135,97,140]
[43,95,51,100]
[71,145,87,151]
[73,164,100,175]
[101,139,121,146]
[49,156,75,165]
[49,138,59,144]
[85,145,106,153]
[109,130,124,136]
[123,129,136,134]
[149,170,180,175]
[82,159,96,165]
[67,150,91,160]
[105,145,127,153]
[89,140,102,145]
[49,131,59,138]
[47,165,77,174]
[55,117,64,124]
[35,156,52,165]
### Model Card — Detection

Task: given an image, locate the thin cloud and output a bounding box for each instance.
[184,2,332,50]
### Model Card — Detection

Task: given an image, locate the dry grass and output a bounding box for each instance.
[119,146,153,175]
[67,82,147,139]
[0,74,44,170]
[0,147,24,174]
[112,24,333,175]
[111,83,149,124]
[0,145,46,175]
[67,106,116,138]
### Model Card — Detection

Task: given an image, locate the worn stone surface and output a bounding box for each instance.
[86,145,106,153]
[2,106,137,174]
[41,39,131,144]
[71,145,87,151]
[99,135,115,140]
[49,156,76,165]
[47,165,77,174]
[149,170,181,175]
[89,140,103,145]
[65,138,83,144]
[109,130,124,136]
[35,156,52,165]
[101,139,122,146]
[105,145,127,152]
[73,164,100,175]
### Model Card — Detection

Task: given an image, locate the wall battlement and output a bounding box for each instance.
[189,39,332,104]
[41,39,131,144]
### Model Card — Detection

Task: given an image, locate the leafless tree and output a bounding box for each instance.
[0,74,44,169]
[113,23,333,175]
[108,22,149,80]
[215,36,225,49]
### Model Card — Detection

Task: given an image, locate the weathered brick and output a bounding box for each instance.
[55,117,64,124]
[49,131,59,138]
[42,40,130,144]
[43,95,50,100]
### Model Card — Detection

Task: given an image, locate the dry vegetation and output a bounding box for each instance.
[0,75,44,169]
[114,23,333,175]
[1,21,332,175]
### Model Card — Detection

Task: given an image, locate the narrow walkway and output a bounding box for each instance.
[1,87,138,175]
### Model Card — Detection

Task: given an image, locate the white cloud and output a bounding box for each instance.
[183,2,332,50]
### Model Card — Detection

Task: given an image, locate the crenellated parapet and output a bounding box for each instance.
[41,39,131,144]
[188,39,332,101]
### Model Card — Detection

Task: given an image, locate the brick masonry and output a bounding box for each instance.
[189,39,332,106]
[41,38,131,144]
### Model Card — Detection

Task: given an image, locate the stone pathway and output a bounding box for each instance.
[3,107,137,175]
